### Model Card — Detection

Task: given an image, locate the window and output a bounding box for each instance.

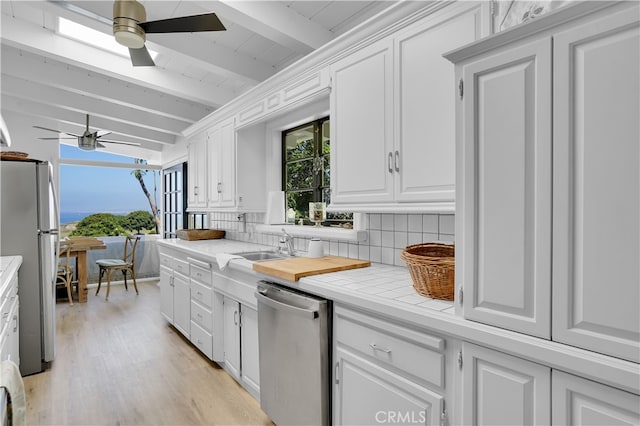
[162,163,187,238]
[58,145,160,237]
[282,118,352,226]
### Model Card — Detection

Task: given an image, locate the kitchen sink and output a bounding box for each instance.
[234,251,291,262]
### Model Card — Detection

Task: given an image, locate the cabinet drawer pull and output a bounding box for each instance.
[370,343,392,354]
[394,150,400,172]
[388,152,393,173]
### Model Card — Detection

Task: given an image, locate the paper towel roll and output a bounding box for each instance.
[264,191,285,224]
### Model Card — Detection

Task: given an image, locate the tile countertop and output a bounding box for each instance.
[0,256,23,288]
[156,239,455,328]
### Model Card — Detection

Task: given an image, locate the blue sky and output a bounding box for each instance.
[59,145,159,214]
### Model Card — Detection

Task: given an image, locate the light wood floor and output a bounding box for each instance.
[23,281,273,426]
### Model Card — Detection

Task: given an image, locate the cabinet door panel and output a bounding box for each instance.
[330,40,394,204]
[552,370,640,426]
[395,2,486,202]
[188,136,207,209]
[207,126,221,206]
[223,297,240,379]
[218,118,236,206]
[159,265,173,323]
[461,38,552,338]
[462,342,550,426]
[240,305,260,397]
[552,9,640,363]
[335,347,443,426]
[173,272,190,338]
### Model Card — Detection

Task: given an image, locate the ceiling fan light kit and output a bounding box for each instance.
[111,0,226,67]
[113,0,146,48]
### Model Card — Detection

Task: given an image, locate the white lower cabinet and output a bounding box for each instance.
[211,265,261,399]
[460,341,640,426]
[239,305,260,397]
[333,305,450,425]
[222,297,241,379]
[0,272,19,365]
[461,342,551,426]
[335,347,443,426]
[552,370,640,426]
[189,260,214,358]
[158,250,190,338]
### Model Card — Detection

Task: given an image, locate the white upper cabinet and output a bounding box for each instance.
[329,2,489,213]
[551,8,640,363]
[458,37,553,339]
[330,38,395,206]
[187,132,207,210]
[207,117,236,208]
[449,2,639,355]
[393,2,488,204]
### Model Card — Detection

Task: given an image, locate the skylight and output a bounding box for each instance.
[58,17,157,60]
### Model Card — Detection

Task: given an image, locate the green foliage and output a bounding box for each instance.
[123,210,154,232]
[70,211,156,237]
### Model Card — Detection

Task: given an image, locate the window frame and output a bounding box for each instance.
[162,162,187,239]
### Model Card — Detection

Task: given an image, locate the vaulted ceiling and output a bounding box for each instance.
[1,0,393,158]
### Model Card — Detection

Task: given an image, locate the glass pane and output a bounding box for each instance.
[286,159,314,190]
[286,191,313,223]
[322,120,330,154]
[322,155,330,186]
[177,213,183,230]
[285,124,315,161]
[170,171,176,192]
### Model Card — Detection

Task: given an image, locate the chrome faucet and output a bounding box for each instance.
[278,228,295,256]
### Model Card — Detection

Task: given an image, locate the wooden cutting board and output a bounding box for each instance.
[252,256,370,281]
[176,229,225,240]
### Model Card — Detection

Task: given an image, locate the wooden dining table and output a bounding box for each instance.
[61,237,106,303]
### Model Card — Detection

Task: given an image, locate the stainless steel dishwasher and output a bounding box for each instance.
[255,280,330,426]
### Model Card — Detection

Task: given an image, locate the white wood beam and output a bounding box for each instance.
[0,46,211,123]
[0,13,234,107]
[1,94,171,148]
[211,1,334,53]
[1,74,189,135]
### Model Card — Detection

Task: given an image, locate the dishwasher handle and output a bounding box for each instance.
[255,290,319,319]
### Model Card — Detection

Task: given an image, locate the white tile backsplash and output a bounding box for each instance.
[207,211,454,268]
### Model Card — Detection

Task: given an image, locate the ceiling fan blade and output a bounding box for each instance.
[97,142,106,149]
[99,139,141,146]
[139,13,226,33]
[129,46,155,67]
[97,131,112,138]
[38,137,77,140]
[33,125,81,138]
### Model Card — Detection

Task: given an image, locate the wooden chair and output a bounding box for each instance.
[95,235,141,301]
[56,241,74,305]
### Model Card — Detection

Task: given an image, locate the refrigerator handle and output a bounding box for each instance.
[48,163,61,263]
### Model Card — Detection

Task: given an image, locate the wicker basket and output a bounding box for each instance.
[400,243,455,301]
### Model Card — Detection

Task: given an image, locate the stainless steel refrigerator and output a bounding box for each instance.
[0,159,58,375]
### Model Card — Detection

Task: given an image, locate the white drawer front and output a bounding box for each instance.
[173,258,189,276]
[159,253,173,268]
[336,310,445,389]
[190,321,213,359]
[190,264,212,286]
[191,281,213,309]
[191,300,213,333]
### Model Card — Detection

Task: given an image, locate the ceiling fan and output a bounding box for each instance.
[112,0,226,66]
[34,114,141,151]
